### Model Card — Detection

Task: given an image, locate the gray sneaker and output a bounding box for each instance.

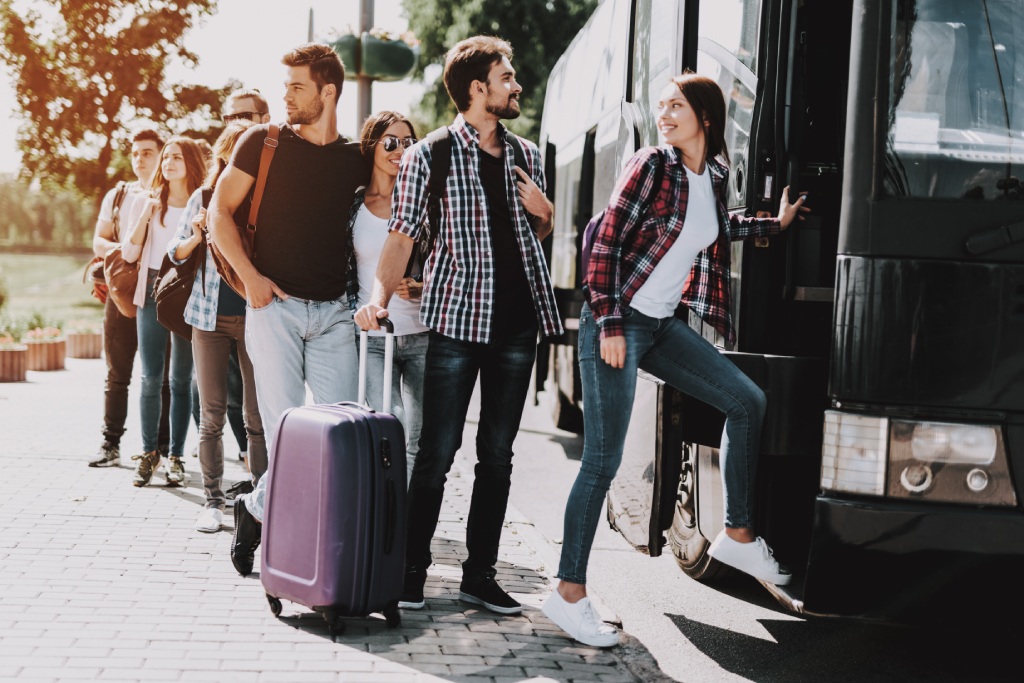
[131,451,162,487]
[87,444,120,468]
[165,456,186,487]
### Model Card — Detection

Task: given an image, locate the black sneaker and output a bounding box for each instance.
[398,570,426,610]
[88,443,120,468]
[225,479,254,501]
[230,496,261,577]
[459,577,522,615]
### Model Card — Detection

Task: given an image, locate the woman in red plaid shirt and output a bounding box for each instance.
[543,73,809,648]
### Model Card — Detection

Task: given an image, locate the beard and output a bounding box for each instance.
[485,96,521,120]
[287,96,325,125]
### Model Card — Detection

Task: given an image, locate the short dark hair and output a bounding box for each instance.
[359,111,418,163]
[282,43,345,103]
[443,35,513,112]
[132,128,165,148]
[669,72,729,165]
[226,88,269,115]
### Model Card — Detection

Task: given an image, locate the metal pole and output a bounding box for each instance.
[307,8,314,42]
[356,0,374,133]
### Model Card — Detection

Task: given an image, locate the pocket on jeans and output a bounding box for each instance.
[248,297,277,312]
[577,310,596,361]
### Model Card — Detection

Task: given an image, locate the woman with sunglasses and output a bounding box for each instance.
[120,136,208,488]
[347,111,427,483]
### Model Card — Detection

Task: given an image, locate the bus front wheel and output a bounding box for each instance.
[668,444,730,582]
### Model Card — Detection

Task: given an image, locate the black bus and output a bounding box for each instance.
[537,0,1024,622]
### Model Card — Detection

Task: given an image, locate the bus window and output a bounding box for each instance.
[885,0,1024,199]
[634,0,685,145]
[696,0,762,210]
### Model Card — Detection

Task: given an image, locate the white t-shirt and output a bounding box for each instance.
[630,165,719,319]
[98,181,145,241]
[146,205,185,270]
[353,204,428,336]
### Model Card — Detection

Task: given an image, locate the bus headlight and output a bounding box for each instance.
[889,420,1014,506]
[820,411,887,495]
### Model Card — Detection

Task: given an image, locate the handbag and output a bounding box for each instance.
[154,188,212,340]
[103,247,142,318]
[209,124,279,300]
[84,180,132,305]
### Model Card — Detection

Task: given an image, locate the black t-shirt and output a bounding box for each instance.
[230,124,369,301]
[478,150,537,336]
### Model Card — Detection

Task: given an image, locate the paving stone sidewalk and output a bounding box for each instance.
[0,357,648,682]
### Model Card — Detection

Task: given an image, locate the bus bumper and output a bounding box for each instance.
[802,497,1024,622]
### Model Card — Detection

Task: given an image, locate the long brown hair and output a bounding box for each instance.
[669,72,730,165]
[359,110,418,164]
[205,120,256,189]
[150,136,207,223]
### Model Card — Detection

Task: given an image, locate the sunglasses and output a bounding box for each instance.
[222,111,263,123]
[378,135,416,152]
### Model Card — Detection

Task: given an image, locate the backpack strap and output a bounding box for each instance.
[198,187,214,295]
[507,134,530,177]
[110,180,130,242]
[404,126,452,278]
[247,124,279,231]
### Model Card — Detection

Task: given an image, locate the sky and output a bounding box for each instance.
[0,0,423,173]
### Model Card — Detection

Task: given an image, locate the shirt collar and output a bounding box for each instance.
[451,113,508,150]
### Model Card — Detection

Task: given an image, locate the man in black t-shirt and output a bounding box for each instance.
[208,43,369,576]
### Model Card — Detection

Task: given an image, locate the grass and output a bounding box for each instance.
[0,252,104,329]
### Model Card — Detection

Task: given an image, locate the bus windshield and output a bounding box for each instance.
[884,0,1024,200]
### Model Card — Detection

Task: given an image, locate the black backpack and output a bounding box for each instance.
[405,127,530,279]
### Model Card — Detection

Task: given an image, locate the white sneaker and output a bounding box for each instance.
[707,531,792,585]
[194,508,224,533]
[541,590,620,648]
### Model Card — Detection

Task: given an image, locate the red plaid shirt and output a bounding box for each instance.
[585,146,781,344]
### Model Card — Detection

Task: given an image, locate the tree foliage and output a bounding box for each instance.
[0,175,94,249]
[401,0,598,141]
[0,0,233,209]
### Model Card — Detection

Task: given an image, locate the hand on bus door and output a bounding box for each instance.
[778,186,810,229]
[600,336,627,369]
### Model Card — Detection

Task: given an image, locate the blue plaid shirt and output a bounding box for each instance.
[389,114,563,344]
[167,188,222,332]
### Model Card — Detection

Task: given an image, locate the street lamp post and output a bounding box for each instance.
[357,0,374,133]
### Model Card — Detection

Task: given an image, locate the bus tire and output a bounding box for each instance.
[668,444,731,582]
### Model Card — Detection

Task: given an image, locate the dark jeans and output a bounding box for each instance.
[101,295,171,450]
[405,326,537,584]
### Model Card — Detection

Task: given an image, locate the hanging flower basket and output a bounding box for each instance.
[360,31,418,82]
[329,28,418,82]
[0,337,27,382]
[331,33,359,74]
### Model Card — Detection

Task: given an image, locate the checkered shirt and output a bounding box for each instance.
[586,145,781,345]
[167,188,221,332]
[388,114,563,344]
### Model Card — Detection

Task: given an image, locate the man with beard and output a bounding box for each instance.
[355,35,563,615]
[207,43,368,576]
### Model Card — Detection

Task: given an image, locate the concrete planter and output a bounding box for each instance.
[25,339,66,371]
[66,332,103,359]
[0,346,28,382]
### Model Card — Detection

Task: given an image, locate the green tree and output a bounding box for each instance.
[401,0,598,140]
[0,0,232,212]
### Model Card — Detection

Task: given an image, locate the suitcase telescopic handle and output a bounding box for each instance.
[357,317,395,413]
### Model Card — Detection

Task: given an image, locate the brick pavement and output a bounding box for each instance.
[0,356,652,682]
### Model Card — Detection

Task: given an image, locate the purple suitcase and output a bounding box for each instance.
[261,321,407,633]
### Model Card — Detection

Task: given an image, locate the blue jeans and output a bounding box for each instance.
[362,332,429,484]
[242,296,358,522]
[405,326,537,584]
[557,303,767,584]
[137,270,194,456]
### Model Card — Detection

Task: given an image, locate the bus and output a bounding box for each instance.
[537,0,1024,623]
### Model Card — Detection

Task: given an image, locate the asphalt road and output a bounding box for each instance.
[501,385,1024,683]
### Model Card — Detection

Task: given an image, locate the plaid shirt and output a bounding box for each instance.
[586,145,781,345]
[389,114,563,344]
[167,188,222,332]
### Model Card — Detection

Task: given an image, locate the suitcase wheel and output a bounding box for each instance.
[266,594,282,617]
[384,601,401,629]
[323,608,346,636]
